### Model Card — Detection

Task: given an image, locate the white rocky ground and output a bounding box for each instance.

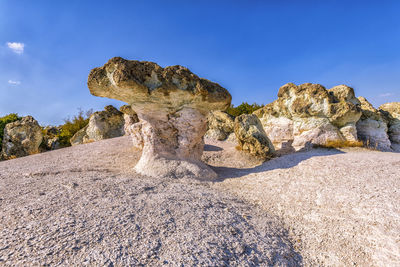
[1,136,399,266]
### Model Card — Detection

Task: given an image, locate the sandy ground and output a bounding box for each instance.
[206,139,400,266]
[0,136,399,266]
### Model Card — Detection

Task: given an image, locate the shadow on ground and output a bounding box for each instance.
[211,148,345,181]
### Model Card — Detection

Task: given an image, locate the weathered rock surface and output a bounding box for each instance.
[1,116,43,159]
[70,105,125,146]
[88,57,231,179]
[41,126,61,151]
[205,111,234,141]
[119,105,139,137]
[379,102,400,145]
[234,114,275,159]
[356,97,391,151]
[254,83,362,150]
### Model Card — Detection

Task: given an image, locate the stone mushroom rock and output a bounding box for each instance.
[379,102,400,146]
[234,114,275,160]
[205,110,235,141]
[87,57,231,179]
[70,105,125,146]
[254,83,362,151]
[356,97,391,151]
[1,116,43,160]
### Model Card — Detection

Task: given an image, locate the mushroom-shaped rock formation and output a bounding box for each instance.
[356,97,391,151]
[254,83,362,150]
[88,57,231,179]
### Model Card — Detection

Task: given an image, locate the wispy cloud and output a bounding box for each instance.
[379,93,394,97]
[8,80,21,85]
[6,42,25,54]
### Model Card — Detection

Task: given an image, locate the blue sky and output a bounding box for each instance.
[1,0,399,125]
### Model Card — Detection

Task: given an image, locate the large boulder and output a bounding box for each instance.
[205,111,235,141]
[87,57,231,179]
[234,114,275,159]
[356,97,391,151]
[379,102,400,145]
[254,83,362,150]
[1,116,43,159]
[70,105,125,146]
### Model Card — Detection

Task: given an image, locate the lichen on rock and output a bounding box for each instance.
[234,114,275,159]
[254,83,362,151]
[1,116,43,159]
[87,57,231,179]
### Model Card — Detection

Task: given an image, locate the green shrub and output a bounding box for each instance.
[225,102,263,117]
[0,113,21,148]
[57,109,92,147]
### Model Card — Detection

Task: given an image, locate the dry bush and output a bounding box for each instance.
[322,140,364,148]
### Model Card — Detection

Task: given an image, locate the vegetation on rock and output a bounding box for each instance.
[225,102,263,117]
[57,109,92,147]
[0,113,21,149]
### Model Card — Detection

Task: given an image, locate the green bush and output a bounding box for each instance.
[225,102,263,117]
[57,109,92,147]
[0,113,21,148]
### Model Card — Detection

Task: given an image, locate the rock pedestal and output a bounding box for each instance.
[88,57,231,178]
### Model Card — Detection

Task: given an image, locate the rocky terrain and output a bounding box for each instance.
[1,136,399,266]
[1,57,399,266]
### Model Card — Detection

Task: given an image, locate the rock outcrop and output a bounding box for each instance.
[70,105,125,146]
[356,97,391,151]
[234,114,275,159]
[41,126,61,151]
[87,57,231,179]
[119,105,139,137]
[1,116,43,159]
[379,102,400,146]
[205,111,235,141]
[254,83,362,150]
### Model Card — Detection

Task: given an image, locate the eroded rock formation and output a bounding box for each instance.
[70,105,125,146]
[87,57,231,178]
[356,97,391,151]
[379,102,400,146]
[205,111,235,141]
[254,83,362,150]
[1,116,43,159]
[234,114,275,159]
[119,105,139,137]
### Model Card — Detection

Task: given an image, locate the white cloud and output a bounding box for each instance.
[6,42,25,54]
[379,93,394,97]
[8,80,21,85]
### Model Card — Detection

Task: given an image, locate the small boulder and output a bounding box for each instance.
[1,116,43,159]
[356,97,391,151]
[70,105,125,146]
[41,126,61,151]
[234,114,275,160]
[205,111,235,141]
